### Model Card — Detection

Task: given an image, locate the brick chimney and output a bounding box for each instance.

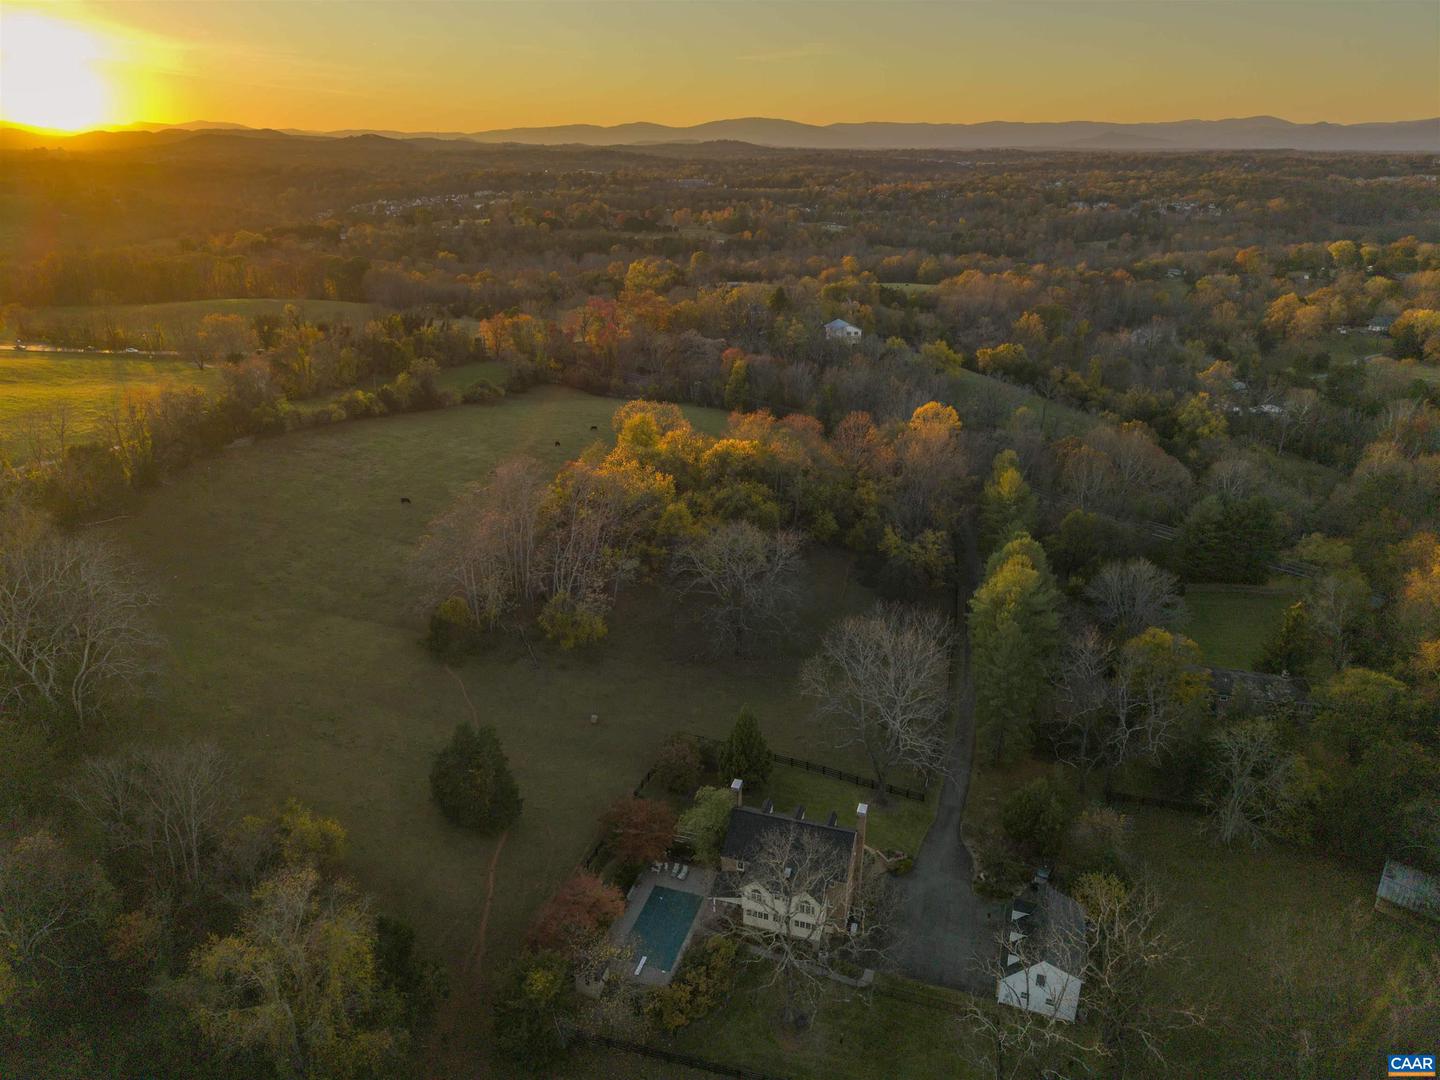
[842,802,868,925]
[730,777,744,807]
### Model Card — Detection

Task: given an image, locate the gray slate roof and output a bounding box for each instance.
[825,318,859,331]
[1005,881,1087,977]
[721,805,856,868]
[1377,859,1440,917]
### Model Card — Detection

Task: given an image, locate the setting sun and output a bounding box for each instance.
[1,10,118,131]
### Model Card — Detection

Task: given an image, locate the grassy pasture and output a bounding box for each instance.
[665,967,983,1080]
[1182,582,1298,669]
[107,387,876,990]
[0,350,222,458]
[1128,808,1438,1077]
[948,367,1093,438]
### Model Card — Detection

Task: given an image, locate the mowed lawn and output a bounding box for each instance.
[1182,583,1298,669]
[106,388,879,981]
[0,351,222,458]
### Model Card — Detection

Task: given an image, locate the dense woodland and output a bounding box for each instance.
[1,134,1437,1078]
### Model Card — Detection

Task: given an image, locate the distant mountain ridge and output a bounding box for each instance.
[3,115,1436,153]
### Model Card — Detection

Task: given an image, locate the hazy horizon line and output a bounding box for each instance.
[6,112,1438,138]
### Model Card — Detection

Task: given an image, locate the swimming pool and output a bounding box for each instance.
[629,886,703,972]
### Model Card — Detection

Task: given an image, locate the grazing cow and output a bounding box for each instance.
[554,440,561,447]
[400,497,412,505]
[590,424,598,431]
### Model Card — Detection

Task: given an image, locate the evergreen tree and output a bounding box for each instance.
[718,706,773,787]
[430,723,522,832]
[969,534,1062,764]
[1258,600,1315,676]
[1178,494,1282,584]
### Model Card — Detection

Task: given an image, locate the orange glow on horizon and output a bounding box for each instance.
[0,1,1433,134]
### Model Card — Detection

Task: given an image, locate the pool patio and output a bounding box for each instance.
[610,862,718,987]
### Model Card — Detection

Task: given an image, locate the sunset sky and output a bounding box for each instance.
[2,0,1437,134]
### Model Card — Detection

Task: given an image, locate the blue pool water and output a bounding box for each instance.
[629,886,703,972]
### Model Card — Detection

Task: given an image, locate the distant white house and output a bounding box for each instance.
[713,779,866,939]
[824,318,862,343]
[997,878,1087,1022]
[1367,313,1397,334]
[1376,859,1439,923]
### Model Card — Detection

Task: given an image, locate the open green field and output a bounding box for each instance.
[1182,583,1298,669]
[0,350,223,458]
[949,367,1094,438]
[12,298,380,339]
[1129,808,1438,1077]
[106,387,877,1002]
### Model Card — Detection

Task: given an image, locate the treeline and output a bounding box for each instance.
[2,310,501,526]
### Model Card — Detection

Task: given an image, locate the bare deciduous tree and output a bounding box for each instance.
[674,521,803,655]
[0,509,157,733]
[1085,558,1185,638]
[1071,875,1205,1074]
[409,457,546,627]
[1053,625,1117,775]
[724,826,890,1031]
[800,604,953,801]
[1202,720,1297,848]
[959,927,1096,1080]
[70,742,235,889]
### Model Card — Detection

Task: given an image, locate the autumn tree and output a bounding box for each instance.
[178,866,403,1078]
[980,449,1038,553]
[194,313,258,367]
[600,796,677,867]
[801,604,953,800]
[892,402,967,534]
[526,871,625,957]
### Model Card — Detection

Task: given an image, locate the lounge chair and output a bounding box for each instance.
[634,956,648,976]
[677,864,689,881]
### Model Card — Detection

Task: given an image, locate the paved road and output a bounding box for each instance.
[888,526,1005,993]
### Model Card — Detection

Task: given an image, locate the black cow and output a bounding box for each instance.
[554,440,561,447]
[590,424,598,431]
[400,497,412,505]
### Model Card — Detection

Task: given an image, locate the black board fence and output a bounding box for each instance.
[687,733,927,803]
[567,1029,790,1080]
